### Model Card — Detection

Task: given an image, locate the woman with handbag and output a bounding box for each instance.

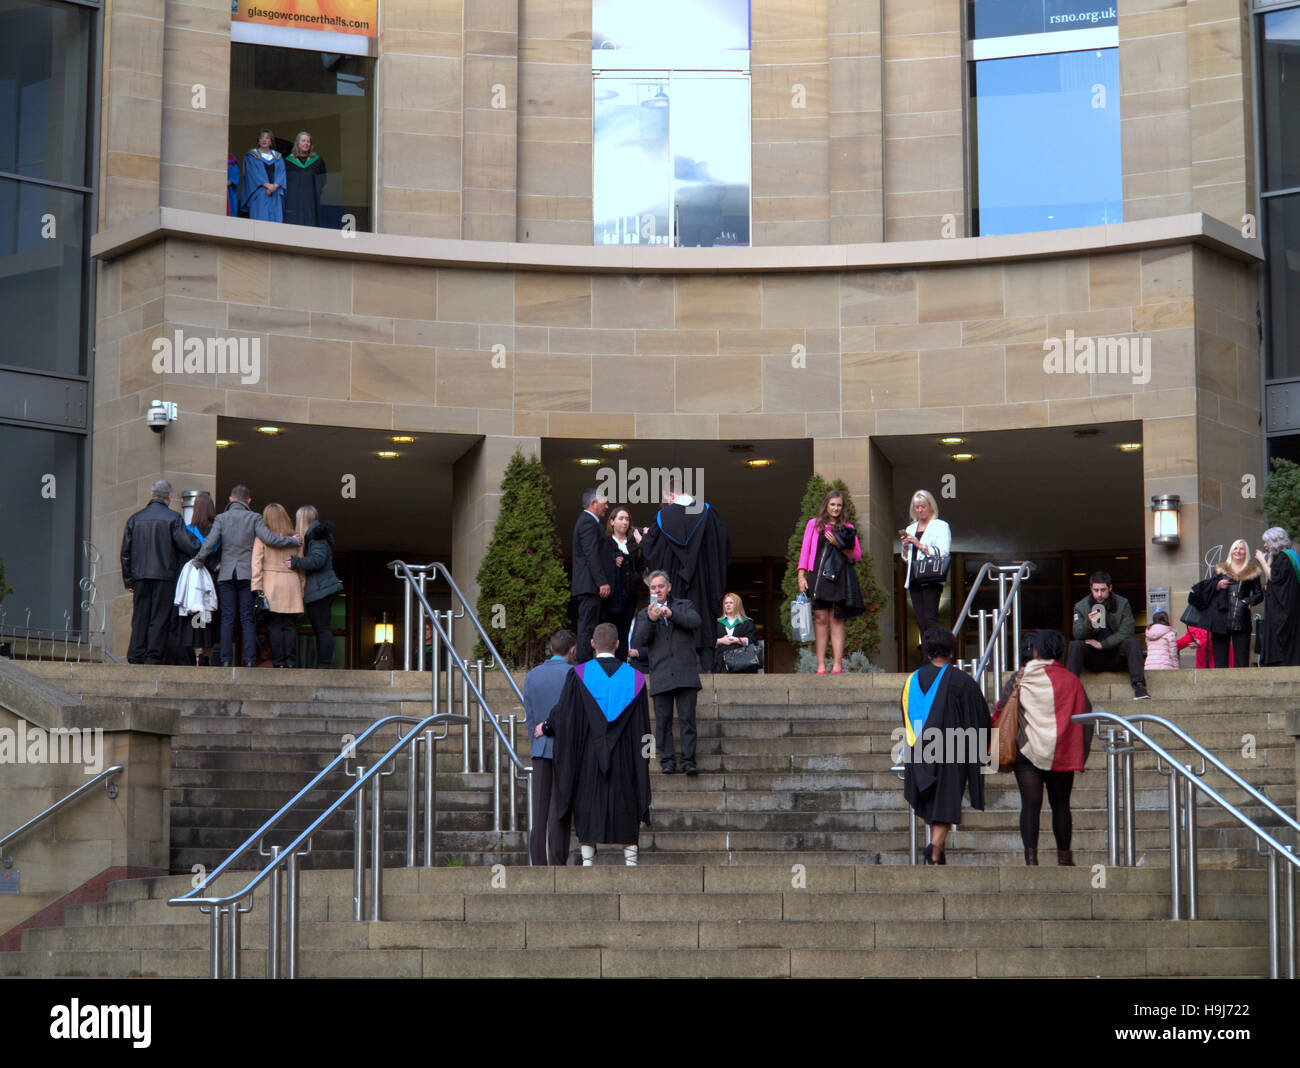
[1188,539,1262,669]
[901,489,951,648]
[251,502,304,668]
[183,491,221,665]
[993,629,1092,866]
[796,490,865,674]
[715,592,759,672]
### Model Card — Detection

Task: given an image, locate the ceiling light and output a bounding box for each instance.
[950,453,975,462]
[215,439,233,449]
[391,435,416,444]
[745,458,774,468]
[376,450,400,459]
[577,458,600,466]
[256,425,282,435]
[939,436,965,445]
[599,443,625,451]
[1118,442,1142,452]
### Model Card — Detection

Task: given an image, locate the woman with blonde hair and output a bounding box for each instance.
[289,504,344,669]
[252,502,303,667]
[900,488,952,647]
[715,591,758,672]
[1189,538,1262,669]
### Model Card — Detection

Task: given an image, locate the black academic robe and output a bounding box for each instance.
[640,503,730,651]
[1261,552,1300,666]
[546,657,652,844]
[901,663,991,825]
[284,154,327,227]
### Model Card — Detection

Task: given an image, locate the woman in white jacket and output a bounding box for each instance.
[901,489,951,647]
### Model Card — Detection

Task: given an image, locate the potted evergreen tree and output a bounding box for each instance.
[1263,457,1300,536]
[779,473,888,670]
[474,449,570,669]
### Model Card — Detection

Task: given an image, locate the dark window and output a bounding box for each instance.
[1261,9,1300,194]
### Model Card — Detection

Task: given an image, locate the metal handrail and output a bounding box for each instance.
[1126,712,1300,841]
[971,564,1032,679]
[388,560,531,778]
[169,712,466,911]
[952,561,997,635]
[1074,710,1299,978]
[0,765,124,864]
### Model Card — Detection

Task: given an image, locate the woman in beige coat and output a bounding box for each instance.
[252,502,304,667]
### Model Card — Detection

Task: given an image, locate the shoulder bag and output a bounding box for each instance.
[994,669,1024,772]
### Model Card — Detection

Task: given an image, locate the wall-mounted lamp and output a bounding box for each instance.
[1151,494,1181,547]
[373,611,395,670]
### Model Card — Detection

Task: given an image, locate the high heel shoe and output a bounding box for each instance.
[923,844,936,865]
[816,663,827,674]
[1024,848,1038,866]
[831,664,843,674]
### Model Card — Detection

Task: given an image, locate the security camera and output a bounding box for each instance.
[147,400,178,434]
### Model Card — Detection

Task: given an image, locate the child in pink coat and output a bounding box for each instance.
[1145,611,1197,670]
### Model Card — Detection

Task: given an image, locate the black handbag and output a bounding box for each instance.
[820,545,844,582]
[912,547,949,585]
[722,643,761,673]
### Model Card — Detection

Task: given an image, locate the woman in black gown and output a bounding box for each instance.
[283,131,327,227]
[602,506,643,661]
[901,629,990,864]
[1256,527,1300,666]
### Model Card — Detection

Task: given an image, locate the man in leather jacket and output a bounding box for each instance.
[120,480,201,664]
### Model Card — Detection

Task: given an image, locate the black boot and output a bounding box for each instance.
[1024,848,1039,866]
[1057,849,1075,866]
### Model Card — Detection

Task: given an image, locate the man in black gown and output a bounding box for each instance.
[639,486,730,673]
[901,628,990,864]
[537,623,652,866]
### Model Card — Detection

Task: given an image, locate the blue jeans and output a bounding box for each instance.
[218,578,256,666]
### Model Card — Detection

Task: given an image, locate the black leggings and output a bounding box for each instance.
[305,595,336,668]
[1210,630,1250,669]
[1013,763,1075,851]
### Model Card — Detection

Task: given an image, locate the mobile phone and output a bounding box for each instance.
[898,529,909,539]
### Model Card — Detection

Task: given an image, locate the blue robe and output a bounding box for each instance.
[239,148,286,222]
[226,154,239,217]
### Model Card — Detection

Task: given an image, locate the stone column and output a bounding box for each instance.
[159,0,231,214]
[101,0,166,225]
[462,0,519,241]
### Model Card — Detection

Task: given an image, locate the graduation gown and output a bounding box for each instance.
[640,502,730,651]
[1261,549,1300,666]
[239,148,285,222]
[548,657,652,844]
[284,153,327,227]
[901,663,990,825]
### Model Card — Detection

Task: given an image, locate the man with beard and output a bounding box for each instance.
[536,623,652,866]
[639,482,730,673]
[1065,571,1149,700]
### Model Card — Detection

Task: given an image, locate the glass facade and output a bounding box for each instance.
[0,0,94,632]
[592,0,751,247]
[1261,8,1300,388]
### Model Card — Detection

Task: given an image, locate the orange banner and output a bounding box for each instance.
[234,0,377,38]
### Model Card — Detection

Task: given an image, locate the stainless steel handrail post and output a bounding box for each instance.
[207,907,222,979]
[369,768,383,922]
[416,570,428,672]
[1286,846,1296,981]
[352,765,367,922]
[471,659,483,774]
[446,613,459,770]
[1122,735,1136,867]
[285,847,302,979]
[423,727,436,866]
[909,812,918,865]
[266,844,281,979]
[1184,771,1198,921]
[1268,848,1280,980]
[508,714,518,833]
[405,728,418,868]
[975,610,989,699]
[402,577,412,671]
[1011,570,1023,671]
[227,902,242,980]
[1167,768,1182,920]
[492,713,502,833]
[1104,729,1119,867]
[996,569,1008,675]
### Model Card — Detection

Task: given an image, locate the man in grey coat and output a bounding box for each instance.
[631,570,702,775]
[523,629,576,864]
[194,484,300,667]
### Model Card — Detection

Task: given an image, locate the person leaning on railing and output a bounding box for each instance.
[993,629,1092,867]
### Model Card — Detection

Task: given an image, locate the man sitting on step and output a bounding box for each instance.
[1066,571,1150,700]
[536,623,652,866]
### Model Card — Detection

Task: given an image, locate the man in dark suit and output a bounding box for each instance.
[523,629,577,865]
[571,488,613,663]
[631,570,703,775]
[120,480,201,665]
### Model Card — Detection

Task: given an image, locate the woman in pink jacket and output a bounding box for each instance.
[796,490,865,673]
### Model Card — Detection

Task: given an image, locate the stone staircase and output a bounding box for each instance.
[6,662,1298,977]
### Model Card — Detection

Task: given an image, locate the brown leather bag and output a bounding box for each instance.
[994,669,1024,772]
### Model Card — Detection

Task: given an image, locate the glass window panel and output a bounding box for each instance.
[968,0,1117,41]
[0,0,91,186]
[1261,8,1300,192]
[671,76,750,247]
[1266,194,1300,380]
[0,424,81,629]
[0,177,85,375]
[594,77,671,245]
[971,49,1121,235]
[594,0,749,54]
[229,44,375,231]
